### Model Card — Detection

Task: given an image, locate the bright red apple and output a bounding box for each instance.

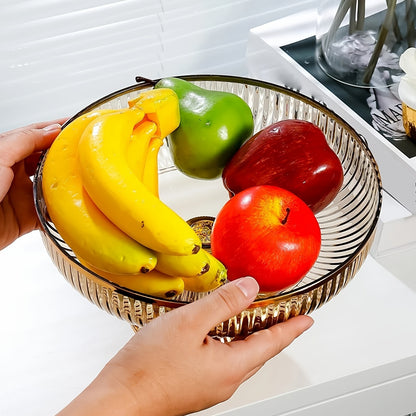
[222,119,344,213]
[211,185,321,292]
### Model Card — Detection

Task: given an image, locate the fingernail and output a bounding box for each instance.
[43,123,62,132]
[235,276,259,299]
[305,317,314,330]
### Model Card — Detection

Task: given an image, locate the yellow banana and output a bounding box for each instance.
[129,87,180,138]
[79,257,184,299]
[126,121,157,180]
[183,252,227,293]
[78,109,201,255]
[42,109,157,275]
[142,136,163,197]
[155,248,210,277]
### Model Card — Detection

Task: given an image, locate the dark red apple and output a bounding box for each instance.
[222,119,344,213]
[211,185,321,292]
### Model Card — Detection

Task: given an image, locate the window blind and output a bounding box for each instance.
[0,0,315,130]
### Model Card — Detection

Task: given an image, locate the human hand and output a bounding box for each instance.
[58,277,313,416]
[0,120,66,250]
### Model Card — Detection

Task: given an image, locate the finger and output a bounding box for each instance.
[24,151,43,177]
[0,123,62,168]
[10,161,40,235]
[182,277,260,336]
[229,315,314,370]
[3,118,68,134]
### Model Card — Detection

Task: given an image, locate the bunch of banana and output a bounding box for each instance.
[127,94,227,293]
[154,249,227,293]
[181,251,227,293]
[42,87,227,298]
[42,109,158,276]
[79,256,185,299]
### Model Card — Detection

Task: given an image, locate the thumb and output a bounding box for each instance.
[186,277,259,335]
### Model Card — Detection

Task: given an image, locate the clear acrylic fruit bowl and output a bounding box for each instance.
[33,74,382,340]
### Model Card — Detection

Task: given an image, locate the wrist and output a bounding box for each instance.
[57,363,166,416]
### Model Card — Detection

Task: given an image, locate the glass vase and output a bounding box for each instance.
[316,0,415,88]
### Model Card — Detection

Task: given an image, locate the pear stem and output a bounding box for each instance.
[135,76,157,86]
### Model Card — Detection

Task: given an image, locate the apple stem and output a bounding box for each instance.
[281,208,290,225]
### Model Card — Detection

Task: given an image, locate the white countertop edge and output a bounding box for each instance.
[218,354,416,416]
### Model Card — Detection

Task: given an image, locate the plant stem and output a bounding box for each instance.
[356,0,366,30]
[406,0,416,47]
[386,0,402,42]
[349,0,357,33]
[324,0,354,50]
[362,0,397,84]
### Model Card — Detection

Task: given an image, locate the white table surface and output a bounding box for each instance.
[1,190,416,416]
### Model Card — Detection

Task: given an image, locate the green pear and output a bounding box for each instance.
[154,77,254,179]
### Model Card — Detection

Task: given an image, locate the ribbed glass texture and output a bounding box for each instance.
[34,75,382,340]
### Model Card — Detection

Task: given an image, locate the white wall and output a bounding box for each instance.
[0,0,315,131]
